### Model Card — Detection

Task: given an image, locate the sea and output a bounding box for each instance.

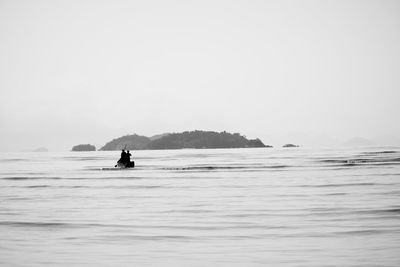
[0,147,399,266]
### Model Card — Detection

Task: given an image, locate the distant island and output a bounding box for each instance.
[72,144,96,151]
[100,130,269,150]
[283,144,299,148]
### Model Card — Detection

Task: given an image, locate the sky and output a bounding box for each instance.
[0,0,399,151]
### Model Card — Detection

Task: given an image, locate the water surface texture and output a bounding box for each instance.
[1,148,399,266]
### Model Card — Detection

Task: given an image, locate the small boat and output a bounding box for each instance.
[116,161,135,168]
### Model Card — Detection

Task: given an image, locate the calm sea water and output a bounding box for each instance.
[1,147,399,266]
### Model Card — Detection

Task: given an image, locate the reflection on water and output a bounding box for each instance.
[0,147,399,266]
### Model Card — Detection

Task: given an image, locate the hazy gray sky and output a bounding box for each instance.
[1,0,399,151]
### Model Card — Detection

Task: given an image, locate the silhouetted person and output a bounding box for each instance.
[121,149,127,162]
[126,150,132,163]
[116,149,128,167]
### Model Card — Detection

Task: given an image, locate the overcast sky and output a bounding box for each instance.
[1,0,399,151]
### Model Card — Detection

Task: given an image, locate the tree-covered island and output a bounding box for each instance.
[100,130,270,150]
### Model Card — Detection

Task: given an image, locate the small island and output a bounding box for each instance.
[100,130,270,150]
[283,144,299,148]
[72,144,96,151]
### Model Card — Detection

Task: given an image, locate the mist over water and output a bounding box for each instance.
[1,147,399,266]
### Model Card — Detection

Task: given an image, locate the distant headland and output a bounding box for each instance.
[283,144,299,148]
[99,130,270,150]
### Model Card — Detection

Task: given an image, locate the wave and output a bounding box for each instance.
[320,158,400,164]
[0,221,140,229]
[317,152,400,168]
[353,208,400,215]
[24,185,51,188]
[1,221,277,232]
[302,208,400,218]
[2,176,63,180]
[333,229,391,235]
[361,150,398,155]
[297,183,378,188]
[1,176,143,180]
[5,185,165,189]
[0,221,73,228]
[94,234,194,241]
[163,165,291,171]
[61,156,110,161]
[0,158,30,162]
[0,221,141,230]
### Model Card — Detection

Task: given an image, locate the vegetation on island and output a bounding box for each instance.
[72,144,96,151]
[100,130,268,150]
[146,131,266,149]
[99,134,151,151]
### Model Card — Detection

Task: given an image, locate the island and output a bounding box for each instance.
[72,144,96,151]
[283,144,299,148]
[99,130,270,150]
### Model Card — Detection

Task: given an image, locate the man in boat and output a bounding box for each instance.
[115,149,135,168]
[125,150,135,168]
[127,150,132,163]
